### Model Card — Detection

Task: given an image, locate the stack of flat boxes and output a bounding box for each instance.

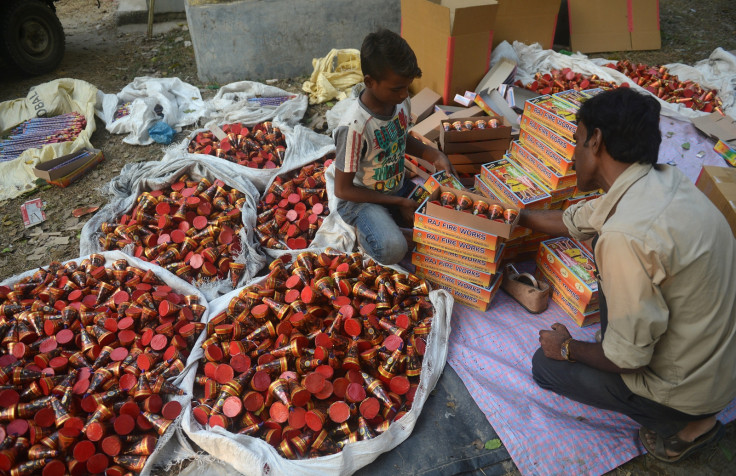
[474,157,551,261]
[412,186,516,311]
[535,237,600,327]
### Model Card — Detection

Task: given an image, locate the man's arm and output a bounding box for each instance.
[539,323,640,374]
[406,134,457,176]
[518,209,571,237]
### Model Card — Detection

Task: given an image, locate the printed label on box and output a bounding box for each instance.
[523,95,578,142]
[412,227,500,259]
[414,211,502,250]
[520,115,576,159]
[416,242,502,272]
[423,278,494,312]
[537,269,600,327]
[510,141,577,191]
[416,265,502,303]
[519,128,576,177]
[538,237,598,302]
[412,251,494,287]
[536,257,599,314]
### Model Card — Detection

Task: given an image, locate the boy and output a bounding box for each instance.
[333,29,454,265]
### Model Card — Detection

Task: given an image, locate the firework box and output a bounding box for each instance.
[695,165,736,238]
[537,237,599,304]
[480,158,552,209]
[442,139,511,155]
[415,242,503,273]
[536,255,599,314]
[412,250,495,287]
[473,174,530,240]
[520,114,576,160]
[561,187,604,209]
[714,140,736,167]
[405,154,436,181]
[423,170,466,193]
[440,115,512,144]
[536,268,600,327]
[453,164,484,187]
[448,150,506,167]
[32,148,104,187]
[523,95,579,142]
[519,128,574,176]
[417,265,503,306]
[412,227,502,260]
[509,141,577,190]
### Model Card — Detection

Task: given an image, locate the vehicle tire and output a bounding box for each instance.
[1,0,65,75]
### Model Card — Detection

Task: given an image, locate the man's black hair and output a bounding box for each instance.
[361,29,421,81]
[577,87,661,165]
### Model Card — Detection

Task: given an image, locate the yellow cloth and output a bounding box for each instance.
[0,78,97,200]
[302,49,363,105]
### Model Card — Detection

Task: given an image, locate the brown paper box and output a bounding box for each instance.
[696,166,736,239]
[567,0,660,53]
[411,88,443,123]
[492,0,562,50]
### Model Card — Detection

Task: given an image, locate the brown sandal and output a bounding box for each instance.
[639,421,724,463]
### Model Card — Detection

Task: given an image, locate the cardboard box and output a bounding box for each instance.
[536,257,599,314]
[416,242,503,272]
[32,148,105,188]
[417,265,503,303]
[440,116,512,144]
[444,141,509,155]
[401,0,500,105]
[423,170,466,193]
[473,173,501,201]
[474,89,521,131]
[449,151,505,166]
[492,0,561,50]
[412,250,496,287]
[561,187,603,209]
[538,237,598,303]
[453,164,483,186]
[425,278,497,311]
[523,94,579,142]
[567,0,660,53]
[411,110,449,142]
[536,268,600,327]
[696,166,736,238]
[553,88,605,108]
[480,158,552,209]
[519,128,574,176]
[714,140,736,167]
[509,141,577,190]
[520,114,575,159]
[413,227,500,260]
[411,87,443,123]
[405,155,437,181]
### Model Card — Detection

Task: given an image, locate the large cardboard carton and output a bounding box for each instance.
[567,0,661,53]
[492,0,561,50]
[696,166,736,238]
[401,0,499,105]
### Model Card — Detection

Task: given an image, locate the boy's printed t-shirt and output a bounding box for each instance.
[334,96,411,194]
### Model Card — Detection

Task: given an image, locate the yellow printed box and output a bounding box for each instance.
[520,114,576,160]
[537,237,599,304]
[414,211,503,251]
[523,94,579,142]
[536,269,600,327]
[413,227,501,260]
[472,174,531,241]
[480,158,552,210]
[536,256,599,314]
[561,188,603,209]
[416,265,503,303]
[412,250,495,287]
[415,242,504,273]
[423,273,503,312]
[510,141,577,191]
[519,128,575,176]
[423,170,466,194]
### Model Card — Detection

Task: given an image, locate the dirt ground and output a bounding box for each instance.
[0,0,735,474]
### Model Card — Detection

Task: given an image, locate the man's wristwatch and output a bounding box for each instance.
[561,338,575,362]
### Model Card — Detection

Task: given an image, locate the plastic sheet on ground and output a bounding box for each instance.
[0,78,97,200]
[199,81,308,131]
[492,42,736,122]
[302,49,363,105]
[179,265,453,476]
[96,76,206,145]
[0,250,210,476]
[79,156,266,301]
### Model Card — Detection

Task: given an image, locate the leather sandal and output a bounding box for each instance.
[501,264,550,314]
[639,421,724,463]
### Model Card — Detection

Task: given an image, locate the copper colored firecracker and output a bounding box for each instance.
[97,174,249,286]
[191,249,435,458]
[256,155,333,250]
[0,255,192,475]
[187,122,287,169]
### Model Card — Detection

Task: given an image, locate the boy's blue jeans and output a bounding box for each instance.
[336,181,414,265]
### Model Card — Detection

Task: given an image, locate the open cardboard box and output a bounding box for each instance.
[567,0,660,53]
[32,148,104,187]
[492,0,561,50]
[411,87,443,123]
[449,150,505,166]
[411,106,485,141]
[440,115,512,143]
[696,166,736,238]
[401,0,499,104]
[405,154,437,181]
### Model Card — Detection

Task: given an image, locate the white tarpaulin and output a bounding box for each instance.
[0,78,97,200]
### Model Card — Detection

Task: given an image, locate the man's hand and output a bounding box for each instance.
[538,323,572,360]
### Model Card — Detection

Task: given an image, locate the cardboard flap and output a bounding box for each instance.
[475,58,517,93]
[692,113,736,145]
[630,0,661,50]
[493,0,561,49]
[403,0,452,35]
[449,2,499,35]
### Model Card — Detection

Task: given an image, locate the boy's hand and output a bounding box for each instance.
[398,197,418,225]
[425,148,458,177]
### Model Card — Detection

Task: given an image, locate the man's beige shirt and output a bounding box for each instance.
[563,162,736,415]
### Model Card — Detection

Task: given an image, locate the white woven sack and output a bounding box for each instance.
[0,250,211,475]
[164,119,330,194]
[200,80,308,131]
[178,260,453,476]
[79,156,266,301]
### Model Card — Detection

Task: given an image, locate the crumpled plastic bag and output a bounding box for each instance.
[302,49,363,105]
[148,121,176,144]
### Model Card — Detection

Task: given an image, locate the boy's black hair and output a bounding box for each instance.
[577,87,661,165]
[361,29,422,81]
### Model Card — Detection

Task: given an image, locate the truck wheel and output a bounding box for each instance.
[1,0,65,75]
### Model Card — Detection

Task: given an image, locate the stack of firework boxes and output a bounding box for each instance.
[411,181,518,312]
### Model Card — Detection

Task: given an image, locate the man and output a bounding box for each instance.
[519,88,736,462]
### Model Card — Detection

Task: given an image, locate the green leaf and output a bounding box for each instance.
[326,102,335,107]
[484,438,502,450]
[1,247,12,253]
[720,442,734,461]
[682,142,691,150]
[666,131,675,138]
